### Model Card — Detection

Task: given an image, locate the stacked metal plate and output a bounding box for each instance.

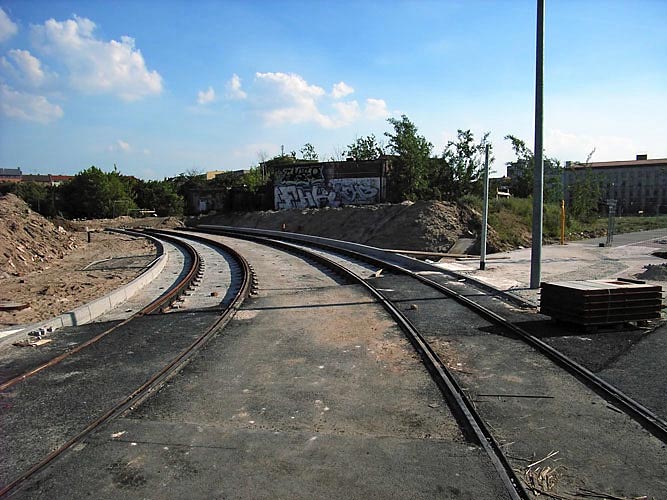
[540,279,663,326]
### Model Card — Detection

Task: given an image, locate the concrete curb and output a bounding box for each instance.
[0,231,168,348]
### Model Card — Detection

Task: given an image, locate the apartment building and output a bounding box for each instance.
[563,155,667,215]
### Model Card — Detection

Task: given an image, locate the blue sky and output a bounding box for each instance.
[0,0,665,179]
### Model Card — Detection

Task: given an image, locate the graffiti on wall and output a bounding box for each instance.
[275,177,381,210]
[274,165,324,184]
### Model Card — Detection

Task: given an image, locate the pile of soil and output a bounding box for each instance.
[0,194,79,278]
[0,194,162,326]
[637,263,667,281]
[198,200,509,254]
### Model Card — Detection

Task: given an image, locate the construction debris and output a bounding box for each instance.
[13,338,53,348]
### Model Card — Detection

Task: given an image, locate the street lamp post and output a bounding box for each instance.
[530,0,545,289]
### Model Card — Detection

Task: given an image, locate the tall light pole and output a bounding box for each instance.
[480,144,490,270]
[530,0,545,289]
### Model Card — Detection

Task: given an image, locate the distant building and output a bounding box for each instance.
[205,170,226,180]
[0,167,22,183]
[563,154,667,216]
[21,174,74,186]
[49,175,74,186]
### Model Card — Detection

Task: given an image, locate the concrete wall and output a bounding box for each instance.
[273,160,387,210]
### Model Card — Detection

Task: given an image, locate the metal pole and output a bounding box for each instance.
[530,0,545,289]
[606,199,616,247]
[560,199,565,245]
[480,144,490,270]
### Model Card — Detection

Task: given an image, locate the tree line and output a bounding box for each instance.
[2,114,601,220]
[0,166,184,219]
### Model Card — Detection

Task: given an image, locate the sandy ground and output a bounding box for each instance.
[438,228,667,306]
[0,231,157,326]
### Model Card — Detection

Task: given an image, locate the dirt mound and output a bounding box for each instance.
[198,201,507,254]
[637,263,667,281]
[0,194,80,277]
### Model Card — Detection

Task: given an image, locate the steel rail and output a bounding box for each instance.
[195,225,667,445]
[0,231,200,392]
[0,235,252,498]
[192,229,528,500]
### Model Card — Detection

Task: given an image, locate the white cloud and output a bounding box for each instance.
[252,72,391,129]
[255,71,331,127]
[197,86,216,105]
[546,128,637,163]
[331,81,354,99]
[0,83,63,123]
[31,15,162,101]
[0,8,18,43]
[108,139,131,152]
[225,73,247,100]
[365,98,389,119]
[1,49,47,86]
[333,100,360,123]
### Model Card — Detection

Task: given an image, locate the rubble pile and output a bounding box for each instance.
[0,194,79,277]
[637,263,667,281]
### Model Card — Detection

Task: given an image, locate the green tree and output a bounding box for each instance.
[300,143,319,161]
[173,169,207,199]
[345,134,385,160]
[134,179,184,216]
[568,150,601,221]
[504,135,563,202]
[440,130,492,199]
[241,166,267,192]
[385,115,433,201]
[0,181,50,214]
[60,166,136,218]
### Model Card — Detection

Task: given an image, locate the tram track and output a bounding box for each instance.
[186,225,667,498]
[173,228,527,499]
[197,225,667,443]
[0,233,253,496]
[3,227,664,498]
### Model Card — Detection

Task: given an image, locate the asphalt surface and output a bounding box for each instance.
[4,229,667,499]
[434,230,667,423]
[11,236,512,499]
[0,311,219,489]
[377,271,667,498]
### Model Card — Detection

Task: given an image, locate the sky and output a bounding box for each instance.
[0,0,665,180]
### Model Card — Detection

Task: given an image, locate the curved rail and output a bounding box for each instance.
[189,229,527,499]
[0,233,252,498]
[0,231,200,392]
[193,226,667,445]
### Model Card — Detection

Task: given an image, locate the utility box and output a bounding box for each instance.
[540,279,662,326]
